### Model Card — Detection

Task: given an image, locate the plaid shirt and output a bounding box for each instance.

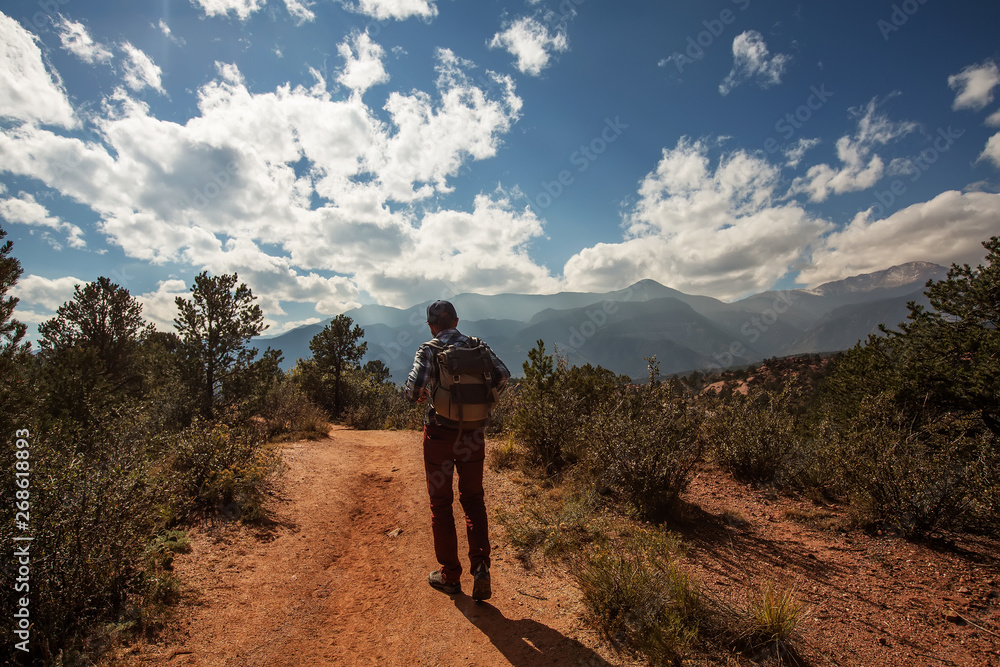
[405,328,510,422]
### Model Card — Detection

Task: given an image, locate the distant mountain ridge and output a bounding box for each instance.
[257,261,948,381]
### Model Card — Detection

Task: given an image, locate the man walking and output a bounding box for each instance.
[405,300,509,600]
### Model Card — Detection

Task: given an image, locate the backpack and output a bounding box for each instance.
[426,337,499,427]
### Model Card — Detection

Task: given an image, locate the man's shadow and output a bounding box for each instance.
[453,596,615,666]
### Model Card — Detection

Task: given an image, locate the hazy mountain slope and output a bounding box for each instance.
[257,262,947,379]
[783,288,932,355]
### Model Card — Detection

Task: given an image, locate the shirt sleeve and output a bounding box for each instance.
[484,343,510,392]
[404,342,436,401]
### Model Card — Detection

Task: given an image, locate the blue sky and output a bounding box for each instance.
[1,0,999,339]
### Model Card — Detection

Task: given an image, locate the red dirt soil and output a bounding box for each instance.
[119,427,1000,666]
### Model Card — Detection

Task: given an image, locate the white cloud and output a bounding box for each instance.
[373,193,558,305]
[784,137,820,168]
[158,20,186,46]
[791,98,917,201]
[274,317,321,333]
[0,191,86,249]
[986,109,1000,127]
[136,279,189,331]
[0,12,77,128]
[489,16,568,77]
[338,0,438,21]
[121,43,164,94]
[562,139,831,299]
[190,0,266,20]
[798,190,1000,286]
[0,51,529,316]
[283,0,316,23]
[337,32,388,94]
[719,31,790,96]
[56,16,113,64]
[948,60,1000,111]
[979,132,1000,168]
[11,274,84,312]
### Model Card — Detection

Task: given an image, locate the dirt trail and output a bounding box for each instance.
[127,427,622,667]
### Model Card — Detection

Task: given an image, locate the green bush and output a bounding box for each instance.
[163,423,282,522]
[705,386,812,486]
[588,383,703,522]
[574,527,698,665]
[820,394,986,535]
[258,377,328,439]
[0,417,157,662]
[340,369,422,430]
[485,383,518,435]
[511,341,587,473]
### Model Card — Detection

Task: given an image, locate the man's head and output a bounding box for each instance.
[426,300,458,335]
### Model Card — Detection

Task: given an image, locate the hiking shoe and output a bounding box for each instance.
[428,570,460,595]
[472,562,491,601]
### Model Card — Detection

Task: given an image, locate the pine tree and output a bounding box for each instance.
[174,272,266,420]
[309,315,367,417]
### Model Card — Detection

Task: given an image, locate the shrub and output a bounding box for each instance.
[574,527,698,665]
[259,377,328,440]
[705,386,812,486]
[487,435,521,471]
[485,383,518,435]
[341,370,419,430]
[0,417,157,662]
[588,382,703,522]
[820,394,984,535]
[163,423,282,522]
[511,341,586,473]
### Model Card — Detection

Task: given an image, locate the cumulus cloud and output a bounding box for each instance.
[0,13,77,128]
[337,0,438,21]
[784,137,820,168]
[373,193,558,305]
[798,190,1000,286]
[56,16,113,64]
[190,0,266,20]
[136,279,190,331]
[0,47,532,316]
[948,60,1000,111]
[562,139,831,299]
[490,16,568,77]
[121,43,164,94]
[11,274,84,314]
[791,98,916,201]
[337,32,388,94]
[979,132,1000,168]
[719,31,790,96]
[0,191,86,249]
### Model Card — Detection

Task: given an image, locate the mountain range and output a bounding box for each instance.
[256,262,948,382]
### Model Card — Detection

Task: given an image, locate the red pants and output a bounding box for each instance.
[422,422,491,583]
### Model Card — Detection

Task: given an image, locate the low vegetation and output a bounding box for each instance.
[489,235,1000,665]
[3,224,998,665]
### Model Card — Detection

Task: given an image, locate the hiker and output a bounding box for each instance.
[404,300,510,601]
